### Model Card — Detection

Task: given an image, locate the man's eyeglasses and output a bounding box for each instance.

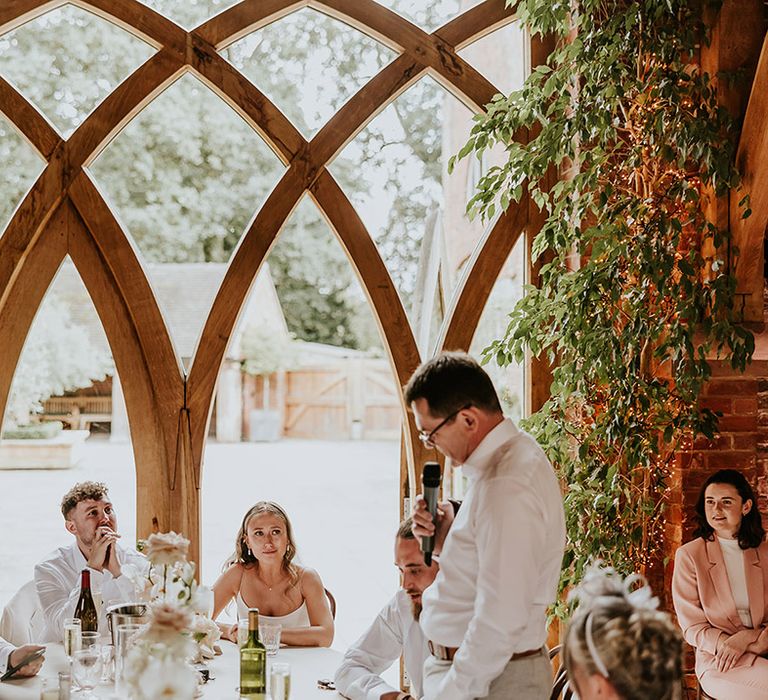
[418,404,471,448]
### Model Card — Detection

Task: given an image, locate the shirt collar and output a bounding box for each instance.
[461,417,518,480]
[72,542,88,568]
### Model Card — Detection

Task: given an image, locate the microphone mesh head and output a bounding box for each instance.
[422,461,441,487]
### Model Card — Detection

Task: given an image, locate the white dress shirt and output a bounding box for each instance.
[0,637,14,673]
[718,536,753,628]
[420,418,566,700]
[34,542,148,642]
[335,589,428,700]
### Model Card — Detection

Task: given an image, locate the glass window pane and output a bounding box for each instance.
[330,77,488,353]
[373,0,483,32]
[138,0,242,29]
[0,5,155,137]
[0,114,46,237]
[223,8,395,137]
[88,73,285,364]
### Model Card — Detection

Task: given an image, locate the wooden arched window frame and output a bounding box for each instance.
[0,0,542,566]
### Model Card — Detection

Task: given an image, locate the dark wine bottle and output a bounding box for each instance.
[239,608,266,699]
[74,569,98,633]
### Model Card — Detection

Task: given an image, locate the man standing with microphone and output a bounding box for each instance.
[407,352,565,700]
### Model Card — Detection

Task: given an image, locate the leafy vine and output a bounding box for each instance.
[453,0,754,611]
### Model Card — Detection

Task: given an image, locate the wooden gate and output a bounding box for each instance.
[283,359,400,440]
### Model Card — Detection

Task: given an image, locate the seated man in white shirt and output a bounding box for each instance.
[0,638,44,678]
[34,481,148,643]
[335,518,438,700]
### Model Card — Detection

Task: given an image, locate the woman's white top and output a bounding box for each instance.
[236,592,311,628]
[717,536,753,628]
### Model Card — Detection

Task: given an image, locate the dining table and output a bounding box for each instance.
[0,640,344,699]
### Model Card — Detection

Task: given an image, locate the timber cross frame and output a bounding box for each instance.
[0,0,765,568]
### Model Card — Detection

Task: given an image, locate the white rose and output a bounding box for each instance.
[144,532,190,567]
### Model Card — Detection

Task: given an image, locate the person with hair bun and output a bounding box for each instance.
[563,566,683,700]
[672,469,768,699]
[211,501,333,647]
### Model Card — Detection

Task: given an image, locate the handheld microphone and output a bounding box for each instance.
[420,461,442,566]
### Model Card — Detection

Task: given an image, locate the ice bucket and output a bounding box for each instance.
[106,603,147,645]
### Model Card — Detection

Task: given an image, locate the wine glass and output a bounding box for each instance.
[237,617,249,647]
[63,617,82,658]
[72,648,102,698]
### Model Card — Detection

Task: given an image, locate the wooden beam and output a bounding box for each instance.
[74,0,184,50]
[67,173,183,396]
[701,0,766,323]
[68,49,184,168]
[318,0,503,111]
[0,77,60,159]
[189,41,305,163]
[66,199,178,559]
[0,160,66,309]
[439,199,529,352]
[197,0,306,49]
[310,171,419,387]
[0,0,63,34]
[0,204,66,427]
[186,167,307,477]
[732,28,768,322]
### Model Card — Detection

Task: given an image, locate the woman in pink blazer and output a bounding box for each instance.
[672,469,768,699]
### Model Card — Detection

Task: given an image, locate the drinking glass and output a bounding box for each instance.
[237,618,249,647]
[91,591,103,618]
[99,643,114,683]
[71,649,102,699]
[40,678,58,700]
[259,622,281,656]
[63,618,81,658]
[58,671,71,700]
[80,631,100,651]
[269,662,291,700]
[197,587,214,618]
[114,623,141,696]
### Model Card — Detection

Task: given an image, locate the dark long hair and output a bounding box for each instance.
[694,469,765,549]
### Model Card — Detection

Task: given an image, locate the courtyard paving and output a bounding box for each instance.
[0,437,401,658]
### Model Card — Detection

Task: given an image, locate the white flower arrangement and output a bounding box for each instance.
[123,532,220,699]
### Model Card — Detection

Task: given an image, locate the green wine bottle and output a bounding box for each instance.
[74,569,98,633]
[240,608,267,699]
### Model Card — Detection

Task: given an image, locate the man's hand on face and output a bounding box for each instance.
[87,525,121,573]
[8,645,45,677]
[411,496,454,557]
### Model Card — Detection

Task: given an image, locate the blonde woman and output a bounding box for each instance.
[563,566,683,700]
[212,501,333,647]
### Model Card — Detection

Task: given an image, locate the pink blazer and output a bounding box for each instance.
[672,537,768,677]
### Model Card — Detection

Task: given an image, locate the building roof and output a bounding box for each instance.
[49,259,288,361]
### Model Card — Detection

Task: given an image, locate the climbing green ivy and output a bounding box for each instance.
[452,0,754,612]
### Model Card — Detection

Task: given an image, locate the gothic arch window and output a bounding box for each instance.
[0,0,537,566]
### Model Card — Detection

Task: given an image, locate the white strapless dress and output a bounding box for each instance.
[235,592,311,628]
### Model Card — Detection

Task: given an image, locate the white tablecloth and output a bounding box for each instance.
[0,641,343,699]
